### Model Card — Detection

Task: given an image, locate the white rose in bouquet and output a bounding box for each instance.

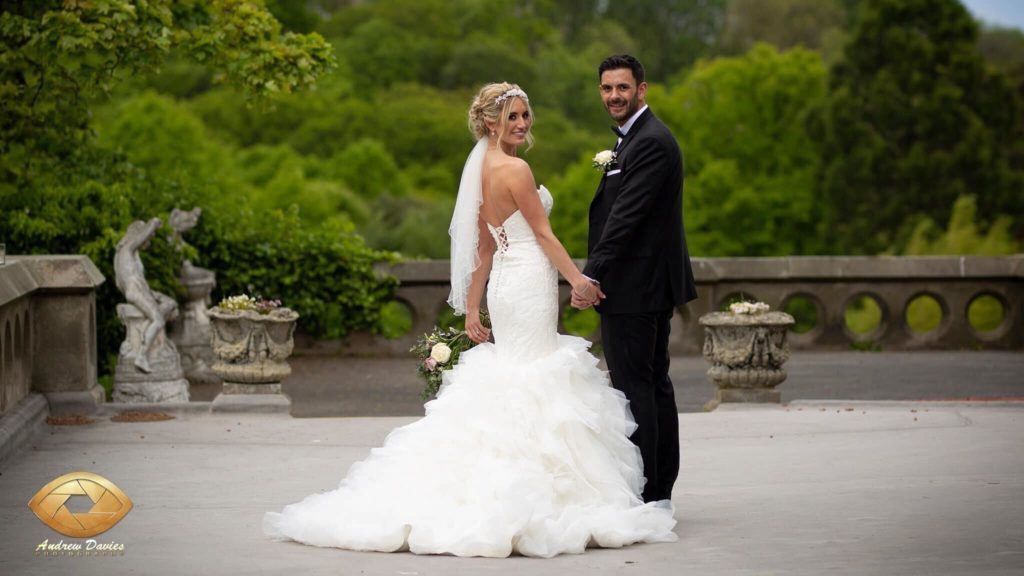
[430,343,452,364]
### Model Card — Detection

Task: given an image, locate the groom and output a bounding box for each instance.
[573,54,698,504]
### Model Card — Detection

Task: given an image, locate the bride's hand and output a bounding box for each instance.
[571,276,604,304]
[465,311,491,344]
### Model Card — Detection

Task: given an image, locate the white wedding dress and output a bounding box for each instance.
[263,186,677,557]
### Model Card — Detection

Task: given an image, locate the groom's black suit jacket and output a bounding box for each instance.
[584,108,698,314]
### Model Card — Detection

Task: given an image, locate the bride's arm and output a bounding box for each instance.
[465,216,494,343]
[506,161,602,302]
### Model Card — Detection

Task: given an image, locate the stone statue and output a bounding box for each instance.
[113,218,189,403]
[167,207,219,387]
[115,218,175,373]
[168,207,201,244]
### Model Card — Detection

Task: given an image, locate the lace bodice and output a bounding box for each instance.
[484,186,558,361]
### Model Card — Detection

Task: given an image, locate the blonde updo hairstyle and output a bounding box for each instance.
[468,82,535,150]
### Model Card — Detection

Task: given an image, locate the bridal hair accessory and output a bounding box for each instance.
[495,88,528,106]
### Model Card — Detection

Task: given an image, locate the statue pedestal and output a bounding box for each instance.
[170,267,220,387]
[113,304,190,403]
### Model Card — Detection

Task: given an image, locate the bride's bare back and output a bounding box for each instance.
[480,150,529,228]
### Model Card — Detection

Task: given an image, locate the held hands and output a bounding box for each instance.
[570,275,605,310]
[465,310,491,344]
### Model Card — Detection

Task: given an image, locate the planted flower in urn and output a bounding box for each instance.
[729,300,770,315]
[218,294,285,315]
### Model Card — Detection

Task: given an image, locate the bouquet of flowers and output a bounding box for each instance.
[410,311,490,400]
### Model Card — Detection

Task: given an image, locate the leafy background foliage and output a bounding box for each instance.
[2,0,1022,370]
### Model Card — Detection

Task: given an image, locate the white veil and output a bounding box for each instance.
[447,137,489,315]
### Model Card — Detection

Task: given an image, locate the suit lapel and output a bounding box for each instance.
[593,108,652,202]
[592,109,656,222]
[614,108,652,157]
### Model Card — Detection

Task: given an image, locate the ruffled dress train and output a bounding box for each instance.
[263,187,677,557]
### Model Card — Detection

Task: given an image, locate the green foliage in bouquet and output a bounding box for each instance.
[410,310,490,401]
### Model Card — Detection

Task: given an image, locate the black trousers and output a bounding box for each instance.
[600,310,679,502]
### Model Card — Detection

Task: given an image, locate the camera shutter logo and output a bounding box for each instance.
[27,471,133,537]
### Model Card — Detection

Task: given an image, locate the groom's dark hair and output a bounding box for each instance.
[599,54,645,85]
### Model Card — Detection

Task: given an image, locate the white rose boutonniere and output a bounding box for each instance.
[592,150,617,172]
[430,343,452,364]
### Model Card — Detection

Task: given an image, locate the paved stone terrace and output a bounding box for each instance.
[185,351,1024,417]
[0,401,1022,575]
[1,350,1022,575]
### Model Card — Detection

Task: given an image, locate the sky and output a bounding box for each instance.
[959,0,1024,31]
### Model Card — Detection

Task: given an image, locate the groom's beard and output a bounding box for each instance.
[606,93,640,123]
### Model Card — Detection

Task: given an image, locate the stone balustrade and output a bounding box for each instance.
[298,256,1023,356]
[0,256,106,417]
[2,256,1020,413]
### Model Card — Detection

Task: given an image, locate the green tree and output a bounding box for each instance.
[338,17,434,91]
[813,0,1022,255]
[721,0,848,63]
[0,1,399,378]
[978,25,1024,86]
[546,155,602,256]
[440,33,539,89]
[904,195,1020,255]
[265,0,322,32]
[0,0,334,191]
[604,0,727,78]
[651,44,828,256]
[327,138,409,199]
[97,91,234,198]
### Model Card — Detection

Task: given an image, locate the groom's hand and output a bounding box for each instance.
[570,291,594,309]
[571,277,605,309]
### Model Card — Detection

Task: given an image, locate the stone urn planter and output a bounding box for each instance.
[208,305,299,413]
[699,310,795,410]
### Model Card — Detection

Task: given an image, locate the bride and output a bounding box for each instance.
[263,82,678,558]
